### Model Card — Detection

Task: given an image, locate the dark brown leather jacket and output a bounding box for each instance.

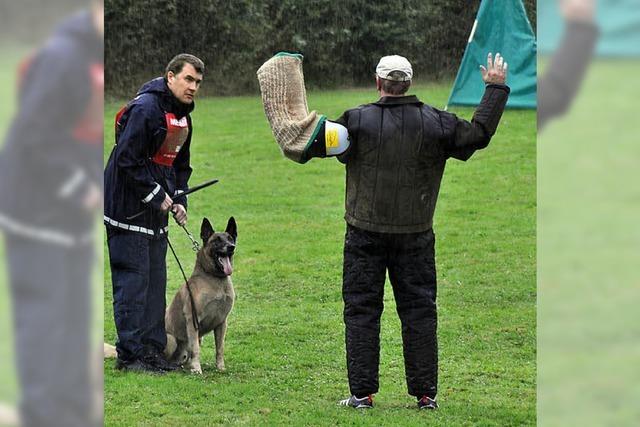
[334,84,509,233]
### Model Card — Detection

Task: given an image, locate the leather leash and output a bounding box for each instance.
[166,232,200,332]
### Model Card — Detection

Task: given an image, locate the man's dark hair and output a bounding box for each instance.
[380,71,411,95]
[165,54,205,77]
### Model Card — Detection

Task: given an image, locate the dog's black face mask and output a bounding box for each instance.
[200,217,237,277]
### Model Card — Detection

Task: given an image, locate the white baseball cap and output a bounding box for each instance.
[376,55,413,81]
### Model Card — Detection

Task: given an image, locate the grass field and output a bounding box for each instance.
[538,59,640,426]
[103,81,535,426]
[0,45,27,406]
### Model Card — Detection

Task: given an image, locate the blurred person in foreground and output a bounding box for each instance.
[103,53,203,374]
[539,0,598,129]
[0,1,104,426]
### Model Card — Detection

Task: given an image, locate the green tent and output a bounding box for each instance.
[539,0,640,57]
[446,0,537,109]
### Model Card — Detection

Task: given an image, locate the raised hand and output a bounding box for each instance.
[480,52,508,85]
[559,0,595,23]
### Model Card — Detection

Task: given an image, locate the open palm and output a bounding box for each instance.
[480,52,508,84]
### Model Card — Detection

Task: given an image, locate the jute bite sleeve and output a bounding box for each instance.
[256,52,326,164]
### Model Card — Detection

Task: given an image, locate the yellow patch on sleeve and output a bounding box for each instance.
[326,128,339,148]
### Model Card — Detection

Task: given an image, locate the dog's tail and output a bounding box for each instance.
[165,334,177,360]
[103,343,117,359]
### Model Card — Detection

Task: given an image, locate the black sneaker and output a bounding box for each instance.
[143,350,180,372]
[115,358,165,375]
[338,395,374,409]
[417,395,438,410]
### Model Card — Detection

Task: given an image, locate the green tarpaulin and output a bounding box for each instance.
[538,0,640,57]
[447,0,537,109]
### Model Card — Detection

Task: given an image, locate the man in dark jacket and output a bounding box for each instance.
[334,54,510,410]
[104,53,204,373]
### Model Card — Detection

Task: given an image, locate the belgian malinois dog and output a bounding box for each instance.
[164,217,237,374]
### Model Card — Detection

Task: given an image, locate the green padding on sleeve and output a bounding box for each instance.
[274,52,304,60]
[300,115,327,164]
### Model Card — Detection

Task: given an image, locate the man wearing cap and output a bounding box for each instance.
[332,53,510,410]
[256,51,509,409]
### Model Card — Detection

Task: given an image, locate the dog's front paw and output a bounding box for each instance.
[216,362,225,372]
[190,365,203,375]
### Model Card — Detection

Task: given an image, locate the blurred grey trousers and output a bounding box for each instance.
[5,235,97,427]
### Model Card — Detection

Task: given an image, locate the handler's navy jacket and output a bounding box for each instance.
[104,77,193,237]
[0,10,103,246]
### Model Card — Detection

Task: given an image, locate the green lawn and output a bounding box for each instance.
[104,82,536,426]
[0,45,28,405]
[538,59,640,426]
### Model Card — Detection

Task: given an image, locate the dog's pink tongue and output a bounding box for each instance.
[220,256,233,275]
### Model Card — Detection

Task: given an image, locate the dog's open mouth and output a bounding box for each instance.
[218,255,233,275]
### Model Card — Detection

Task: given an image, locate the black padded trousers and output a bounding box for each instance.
[342,224,438,398]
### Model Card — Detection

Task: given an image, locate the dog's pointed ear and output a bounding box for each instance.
[201,218,215,242]
[225,217,237,241]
